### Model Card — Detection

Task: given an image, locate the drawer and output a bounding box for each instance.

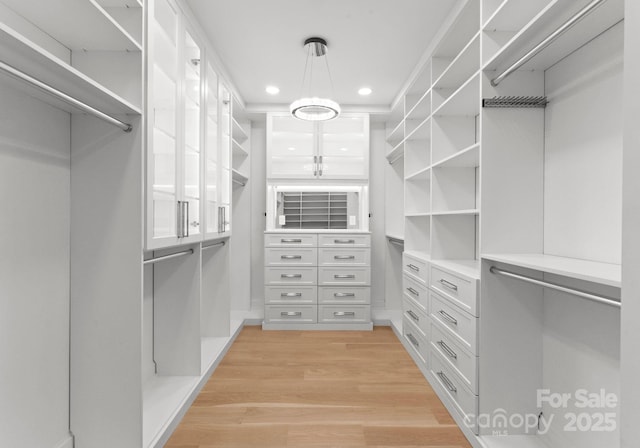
[265,247,317,266]
[265,233,317,247]
[264,286,318,305]
[264,267,317,286]
[430,348,478,433]
[318,287,370,305]
[430,291,478,355]
[402,296,428,338]
[402,252,429,285]
[403,274,428,311]
[318,267,370,286]
[430,265,479,317]
[403,316,428,366]
[264,305,317,324]
[431,321,478,394]
[318,248,370,266]
[318,234,370,247]
[318,305,371,324]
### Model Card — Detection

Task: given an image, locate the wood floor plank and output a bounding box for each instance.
[165,326,471,448]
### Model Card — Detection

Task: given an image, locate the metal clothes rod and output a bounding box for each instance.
[388,237,404,247]
[232,178,246,186]
[491,0,608,86]
[143,249,194,265]
[0,60,133,132]
[202,241,225,250]
[388,154,403,165]
[489,266,621,309]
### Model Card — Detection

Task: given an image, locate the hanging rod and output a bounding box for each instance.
[202,241,225,250]
[232,178,246,186]
[388,153,403,165]
[388,237,404,247]
[143,249,194,265]
[491,0,609,86]
[0,60,133,132]
[489,266,621,309]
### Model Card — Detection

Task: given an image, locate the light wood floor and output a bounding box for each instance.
[165,326,472,448]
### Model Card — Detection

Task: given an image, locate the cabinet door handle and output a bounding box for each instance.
[334,292,355,297]
[406,287,419,296]
[218,207,223,233]
[281,292,302,297]
[334,274,355,279]
[318,155,323,176]
[190,221,199,227]
[407,310,419,322]
[281,311,302,317]
[281,274,302,279]
[313,155,318,176]
[437,371,457,394]
[333,311,355,317]
[438,310,458,326]
[281,255,302,259]
[438,340,458,360]
[334,255,355,260]
[281,238,302,243]
[407,264,420,272]
[335,239,355,244]
[439,279,458,291]
[407,333,419,348]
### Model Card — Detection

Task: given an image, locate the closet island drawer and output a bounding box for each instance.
[430,291,478,355]
[265,234,317,247]
[318,234,370,247]
[264,286,318,305]
[265,267,317,286]
[403,253,429,285]
[403,296,428,338]
[265,305,317,324]
[318,267,370,286]
[318,305,370,323]
[403,274,428,310]
[318,287,370,305]
[430,265,478,316]
[318,248,370,266]
[431,321,478,394]
[403,317,428,366]
[265,247,317,266]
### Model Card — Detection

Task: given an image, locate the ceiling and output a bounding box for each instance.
[185,0,458,111]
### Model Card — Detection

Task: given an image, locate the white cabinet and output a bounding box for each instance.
[266,113,369,180]
[217,83,232,235]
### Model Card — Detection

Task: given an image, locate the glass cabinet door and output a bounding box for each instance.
[204,61,218,238]
[219,84,232,234]
[267,115,316,179]
[319,115,369,180]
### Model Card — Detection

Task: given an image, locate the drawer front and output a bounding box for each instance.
[430,349,478,433]
[318,305,371,324]
[403,316,428,366]
[318,267,370,286]
[265,247,317,266]
[318,248,370,266]
[265,233,317,247]
[430,265,478,316]
[265,267,317,286]
[402,253,429,285]
[431,321,478,394]
[403,274,429,311]
[264,305,318,324]
[264,286,318,305]
[430,291,478,355]
[318,234,370,248]
[402,296,429,338]
[318,287,370,305]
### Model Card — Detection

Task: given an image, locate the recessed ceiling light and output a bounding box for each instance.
[266,85,280,95]
[358,87,372,96]
[288,147,296,151]
[340,147,349,152]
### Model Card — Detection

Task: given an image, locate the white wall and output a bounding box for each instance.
[231,132,251,311]
[370,122,387,308]
[250,118,266,311]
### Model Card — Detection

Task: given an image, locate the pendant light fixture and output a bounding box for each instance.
[290,37,341,121]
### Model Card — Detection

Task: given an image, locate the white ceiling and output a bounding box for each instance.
[185,0,458,110]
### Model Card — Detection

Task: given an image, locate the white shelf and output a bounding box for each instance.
[405,90,431,122]
[431,209,479,216]
[232,139,248,158]
[405,212,431,218]
[403,250,431,262]
[231,117,248,143]
[386,119,405,147]
[431,259,480,279]
[431,143,480,169]
[231,169,248,186]
[386,142,404,164]
[482,253,621,288]
[432,71,480,117]
[483,0,552,32]
[405,166,431,181]
[405,116,431,141]
[433,32,481,92]
[386,233,405,242]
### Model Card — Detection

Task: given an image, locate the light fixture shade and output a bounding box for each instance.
[290,97,341,121]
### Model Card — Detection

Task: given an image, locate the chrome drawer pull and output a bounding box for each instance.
[407,310,419,322]
[335,239,355,244]
[334,274,355,279]
[439,279,458,291]
[281,255,302,259]
[407,264,420,272]
[437,371,457,394]
[281,311,302,317]
[334,292,356,297]
[281,274,302,278]
[406,287,419,296]
[438,340,458,360]
[407,333,419,348]
[334,311,356,317]
[281,292,302,297]
[334,255,355,260]
[281,238,302,243]
[438,310,458,326]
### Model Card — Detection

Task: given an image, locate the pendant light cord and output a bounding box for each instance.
[323,49,337,100]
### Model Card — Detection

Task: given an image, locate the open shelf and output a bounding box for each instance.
[405,166,430,182]
[386,119,405,148]
[386,142,404,165]
[482,253,621,288]
[231,169,248,186]
[406,90,431,124]
[232,117,248,143]
[404,250,431,262]
[232,139,248,157]
[431,258,480,280]
[431,209,479,216]
[431,142,479,169]
[433,71,481,117]
[433,33,481,98]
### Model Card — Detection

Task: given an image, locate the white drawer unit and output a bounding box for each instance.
[318,248,370,266]
[318,267,370,286]
[264,286,318,305]
[403,273,428,311]
[318,287,370,305]
[431,320,478,394]
[265,247,318,266]
[403,252,429,285]
[403,316,428,366]
[264,267,317,286]
[264,305,318,324]
[318,305,371,323]
[318,234,371,247]
[429,291,478,355]
[265,233,318,247]
[430,265,479,317]
[402,295,429,338]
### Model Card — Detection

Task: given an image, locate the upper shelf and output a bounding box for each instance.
[232,117,248,143]
[232,139,248,158]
